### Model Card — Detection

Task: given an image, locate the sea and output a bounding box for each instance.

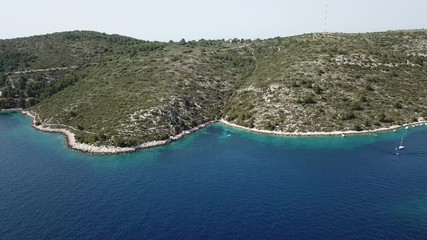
[1,112,427,239]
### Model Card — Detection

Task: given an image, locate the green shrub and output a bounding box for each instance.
[301,94,316,104]
[342,111,356,121]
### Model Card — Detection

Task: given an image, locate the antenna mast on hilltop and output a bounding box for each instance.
[324,0,328,32]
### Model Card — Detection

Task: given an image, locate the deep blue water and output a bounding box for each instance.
[1,112,427,239]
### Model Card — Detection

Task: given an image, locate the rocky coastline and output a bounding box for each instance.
[22,111,214,154]
[21,111,427,154]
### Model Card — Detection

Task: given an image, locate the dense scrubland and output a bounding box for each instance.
[1,30,426,147]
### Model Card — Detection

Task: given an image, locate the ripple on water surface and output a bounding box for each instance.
[1,113,427,239]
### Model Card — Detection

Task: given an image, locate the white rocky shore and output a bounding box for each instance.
[220,119,427,137]
[1,108,23,112]
[21,110,427,154]
[22,110,214,154]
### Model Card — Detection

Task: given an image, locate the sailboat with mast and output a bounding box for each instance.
[397,135,405,150]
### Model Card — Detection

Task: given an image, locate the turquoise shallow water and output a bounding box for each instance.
[1,112,427,239]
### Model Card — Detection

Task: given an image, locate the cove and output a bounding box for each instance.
[1,112,427,239]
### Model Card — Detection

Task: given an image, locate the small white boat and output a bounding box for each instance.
[397,135,405,150]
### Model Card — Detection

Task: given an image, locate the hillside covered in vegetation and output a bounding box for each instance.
[1,30,426,147]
